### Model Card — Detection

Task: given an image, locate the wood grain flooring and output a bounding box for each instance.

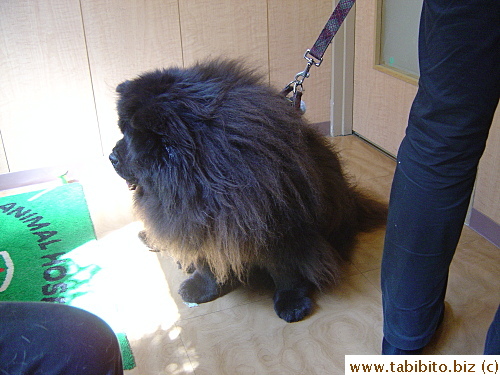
[78,135,499,374]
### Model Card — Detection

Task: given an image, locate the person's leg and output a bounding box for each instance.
[381,0,500,353]
[0,302,123,375]
[484,305,500,355]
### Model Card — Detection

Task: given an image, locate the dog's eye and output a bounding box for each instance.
[165,146,177,161]
[161,139,177,161]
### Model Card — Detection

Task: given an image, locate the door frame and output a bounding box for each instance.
[330,2,356,136]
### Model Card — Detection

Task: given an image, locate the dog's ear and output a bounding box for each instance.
[116,80,131,94]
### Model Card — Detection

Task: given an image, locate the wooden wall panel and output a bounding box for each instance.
[268,0,333,124]
[1,0,335,175]
[80,0,183,155]
[0,0,102,172]
[474,111,500,223]
[0,136,8,174]
[352,0,417,156]
[179,0,268,73]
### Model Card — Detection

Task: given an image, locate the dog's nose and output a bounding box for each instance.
[109,153,119,166]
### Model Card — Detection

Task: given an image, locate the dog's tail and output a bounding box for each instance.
[327,187,388,263]
[353,189,388,232]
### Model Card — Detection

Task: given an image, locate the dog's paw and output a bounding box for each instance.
[178,271,221,304]
[273,289,313,323]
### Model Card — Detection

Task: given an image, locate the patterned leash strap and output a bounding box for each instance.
[281,0,356,113]
[308,0,357,65]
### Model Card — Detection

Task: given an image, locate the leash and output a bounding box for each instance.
[281,0,357,113]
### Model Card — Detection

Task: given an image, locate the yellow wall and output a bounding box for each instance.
[0,0,333,172]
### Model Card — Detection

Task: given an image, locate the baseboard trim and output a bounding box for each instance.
[353,132,397,161]
[468,208,500,248]
[311,121,331,136]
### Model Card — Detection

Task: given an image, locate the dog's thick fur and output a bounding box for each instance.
[110,60,386,322]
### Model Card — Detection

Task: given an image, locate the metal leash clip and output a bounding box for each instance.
[281,51,319,115]
[304,49,323,67]
[280,0,357,113]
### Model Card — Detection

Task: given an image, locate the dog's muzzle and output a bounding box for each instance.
[109,152,119,168]
[109,151,138,191]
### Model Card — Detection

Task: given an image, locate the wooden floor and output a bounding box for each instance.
[81,135,499,374]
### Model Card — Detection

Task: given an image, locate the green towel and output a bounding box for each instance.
[0,182,136,370]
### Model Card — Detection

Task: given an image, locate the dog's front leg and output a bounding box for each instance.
[269,271,314,323]
[178,262,238,304]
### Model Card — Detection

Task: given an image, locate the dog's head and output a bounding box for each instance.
[109,68,198,191]
[109,60,261,189]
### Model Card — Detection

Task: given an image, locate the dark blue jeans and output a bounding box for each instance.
[381,0,500,352]
[0,302,123,375]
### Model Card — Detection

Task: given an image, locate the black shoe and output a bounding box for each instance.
[382,338,423,355]
[382,306,445,355]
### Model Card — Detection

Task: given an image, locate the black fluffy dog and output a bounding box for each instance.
[110,60,386,322]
